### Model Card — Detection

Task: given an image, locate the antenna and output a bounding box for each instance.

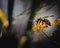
[43,15,54,18]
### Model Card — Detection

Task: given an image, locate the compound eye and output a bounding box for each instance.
[43,20,45,22]
[43,19,45,22]
[40,21,41,22]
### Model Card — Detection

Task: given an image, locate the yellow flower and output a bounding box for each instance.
[0,9,9,28]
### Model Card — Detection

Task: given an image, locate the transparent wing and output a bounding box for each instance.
[44,19,51,26]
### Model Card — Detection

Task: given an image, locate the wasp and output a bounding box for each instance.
[32,15,60,32]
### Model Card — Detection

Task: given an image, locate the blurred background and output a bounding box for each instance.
[0,0,60,48]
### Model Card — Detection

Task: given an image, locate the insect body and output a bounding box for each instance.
[32,17,49,32]
[32,15,60,32]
